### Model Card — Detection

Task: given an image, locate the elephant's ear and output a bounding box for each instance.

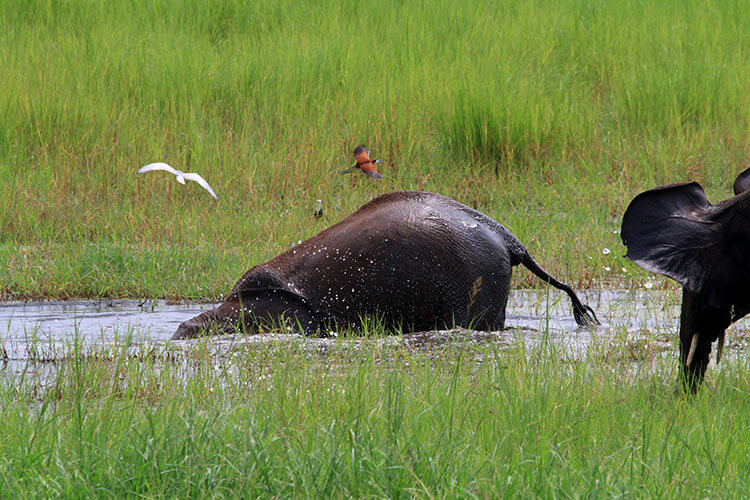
[733,166,750,195]
[621,182,750,314]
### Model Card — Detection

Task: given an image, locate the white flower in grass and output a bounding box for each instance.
[644,282,653,289]
[602,248,611,255]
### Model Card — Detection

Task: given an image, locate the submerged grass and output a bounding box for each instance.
[1,0,748,299]
[2,332,750,497]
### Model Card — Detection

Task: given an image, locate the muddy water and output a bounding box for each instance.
[0,300,213,378]
[1,290,747,379]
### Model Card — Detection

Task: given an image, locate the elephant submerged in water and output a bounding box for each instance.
[621,167,750,392]
[174,191,598,339]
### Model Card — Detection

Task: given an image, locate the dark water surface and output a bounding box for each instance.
[1,290,747,380]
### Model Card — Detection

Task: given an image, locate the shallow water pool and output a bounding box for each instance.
[1,289,747,380]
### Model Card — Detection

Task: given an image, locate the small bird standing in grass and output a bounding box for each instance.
[314,199,324,219]
[137,162,218,200]
[340,145,384,179]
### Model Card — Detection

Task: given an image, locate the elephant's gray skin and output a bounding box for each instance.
[174,191,598,340]
[621,167,750,393]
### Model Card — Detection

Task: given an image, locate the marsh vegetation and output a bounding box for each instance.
[3,316,750,497]
[2,0,747,300]
[1,0,749,496]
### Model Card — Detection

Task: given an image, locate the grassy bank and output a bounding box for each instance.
[1,0,748,299]
[2,333,749,497]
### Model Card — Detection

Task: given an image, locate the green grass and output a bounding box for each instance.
[1,0,747,299]
[2,3,748,495]
[2,331,750,498]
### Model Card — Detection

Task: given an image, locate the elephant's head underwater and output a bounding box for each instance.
[621,167,750,392]
[174,191,598,340]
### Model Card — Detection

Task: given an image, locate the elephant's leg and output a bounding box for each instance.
[679,328,712,394]
[465,282,509,331]
[469,307,505,331]
[678,289,730,393]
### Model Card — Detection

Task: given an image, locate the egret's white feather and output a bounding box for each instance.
[137,162,180,176]
[182,172,218,200]
[138,162,218,200]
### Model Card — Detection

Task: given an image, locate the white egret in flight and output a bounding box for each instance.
[137,162,218,200]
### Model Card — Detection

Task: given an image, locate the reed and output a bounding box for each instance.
[2,328,749,497]
[1,0,747,300]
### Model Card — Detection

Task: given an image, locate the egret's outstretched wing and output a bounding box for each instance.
[138,162,181,176]
[183,172,218,200]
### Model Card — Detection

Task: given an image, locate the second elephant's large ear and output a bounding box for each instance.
[733,166,750,195]
[621,182,750,315]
